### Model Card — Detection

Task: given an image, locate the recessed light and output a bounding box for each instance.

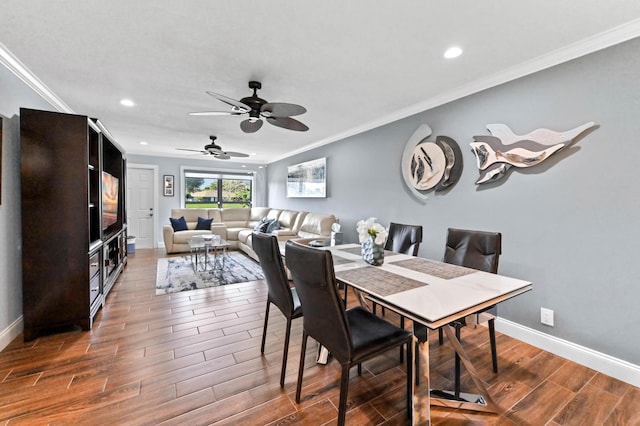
[444,46,463,59]
[139,141,148,145]
[120,99,135,107]
[251,153,257,156]
[241,165,247,168]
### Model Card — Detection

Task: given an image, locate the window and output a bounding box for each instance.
[184,170,253,208]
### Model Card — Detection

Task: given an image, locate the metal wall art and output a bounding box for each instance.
[401,124,463,200]
[470,122,596,184]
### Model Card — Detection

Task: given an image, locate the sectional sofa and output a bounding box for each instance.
[163,207,339,261]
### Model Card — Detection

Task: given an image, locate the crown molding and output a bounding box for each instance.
[0,42,74,113]
[270,18,640,164]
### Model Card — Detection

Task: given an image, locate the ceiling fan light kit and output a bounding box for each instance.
[190,81,309,133]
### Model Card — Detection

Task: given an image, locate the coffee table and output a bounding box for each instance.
[187,235,230,271]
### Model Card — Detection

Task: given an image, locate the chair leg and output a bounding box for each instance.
[489,318,498,373]
[260,301,271,354]
[399,316,405,362]
[438,326,444,345]
[338,364,350,426]
[372,302,377,315]
[454,325,461,398]
[415,342,419,385]
[295,332,308,403]
[280,317,292,387]
[381,306,386,316]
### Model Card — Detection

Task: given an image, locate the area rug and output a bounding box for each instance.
[156,251,264,294]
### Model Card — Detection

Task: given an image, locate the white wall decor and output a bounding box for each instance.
[401,124,463,200]
[471,122,597,184]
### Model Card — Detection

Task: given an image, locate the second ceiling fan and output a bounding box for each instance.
[176,136,249,160]
[189,81,309,133]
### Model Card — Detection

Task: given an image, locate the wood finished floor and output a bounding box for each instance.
[2,248,639,425]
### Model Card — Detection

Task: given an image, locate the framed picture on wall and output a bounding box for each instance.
[163,175,174,197]
[287,157,326,198]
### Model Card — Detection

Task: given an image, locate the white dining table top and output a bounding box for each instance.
[323,244,532,329]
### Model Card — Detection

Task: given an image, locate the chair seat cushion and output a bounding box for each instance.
[173,230,212,244]
[347,307,412,362]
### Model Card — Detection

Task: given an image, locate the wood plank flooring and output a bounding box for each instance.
[1,248,639,425]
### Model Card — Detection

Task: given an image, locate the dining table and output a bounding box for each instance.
[319,243,532,425]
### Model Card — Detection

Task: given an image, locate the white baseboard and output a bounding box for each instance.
[0,316,23,351]
[496,317,640,388]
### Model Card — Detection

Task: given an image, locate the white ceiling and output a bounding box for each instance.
[2,1,640,165]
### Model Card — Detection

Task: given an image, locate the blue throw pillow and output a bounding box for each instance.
[253,217,270,233]
[266,219,280,234]
[169,216,188,232]
[195,217,213,230]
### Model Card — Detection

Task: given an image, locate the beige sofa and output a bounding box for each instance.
[162,207,338,261]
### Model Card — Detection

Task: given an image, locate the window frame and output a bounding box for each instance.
[180,166,255,209]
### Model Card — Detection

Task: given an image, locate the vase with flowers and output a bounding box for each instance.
[356,217,388,266]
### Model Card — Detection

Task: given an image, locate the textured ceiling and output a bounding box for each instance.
[2,1,640,165]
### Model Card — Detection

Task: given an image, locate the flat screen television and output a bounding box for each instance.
[102,171,119,231]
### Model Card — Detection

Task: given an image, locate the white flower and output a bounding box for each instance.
[356,217,388,245]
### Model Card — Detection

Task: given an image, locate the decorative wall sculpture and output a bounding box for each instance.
[402,124,462,200]
[470,122,596,184]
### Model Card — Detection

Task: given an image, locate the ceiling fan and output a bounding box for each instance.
[176,136,249,160]
[189,81,309,133]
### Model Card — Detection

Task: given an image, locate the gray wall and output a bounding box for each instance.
[126,153,267,245]
[267,37,640,365]
[0,65,56,335]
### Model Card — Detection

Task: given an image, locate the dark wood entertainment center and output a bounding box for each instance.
[20,108,127,341]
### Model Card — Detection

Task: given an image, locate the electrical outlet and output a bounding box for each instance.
[541,307,554,326]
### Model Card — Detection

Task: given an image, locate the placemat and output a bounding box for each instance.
[336,266,427,296]
[392,258,475,279]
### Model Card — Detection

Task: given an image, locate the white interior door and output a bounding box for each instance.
[126,166,157,249]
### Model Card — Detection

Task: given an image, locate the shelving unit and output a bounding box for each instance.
[20,108,127,341]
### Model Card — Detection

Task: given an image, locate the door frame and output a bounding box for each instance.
[126,163,159,249]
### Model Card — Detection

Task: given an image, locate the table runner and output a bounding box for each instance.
[392,258,476,280]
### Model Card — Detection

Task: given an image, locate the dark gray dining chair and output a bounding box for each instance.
[370,222,423,315]
[384,222,423,256]
[372,222,423,361]
[285,240,413,426]
[253,232,303,387]
[415,228,501,391]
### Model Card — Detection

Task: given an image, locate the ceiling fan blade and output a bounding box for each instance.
[214,154,231,160]
[266,116,309,132]
[261,102,306,117]
[206,91,252,112]
[240,119,264,133]
[176,148,207,154]
[188,110,243,116]
[223,151,250,158]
